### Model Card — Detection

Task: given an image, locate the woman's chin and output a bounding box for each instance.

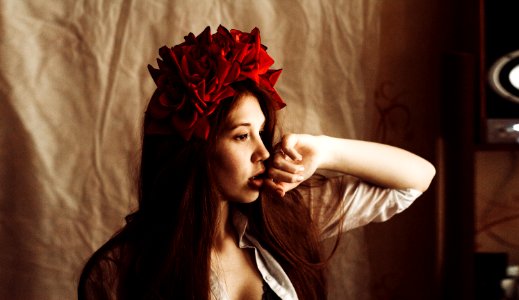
[234,190,261,204]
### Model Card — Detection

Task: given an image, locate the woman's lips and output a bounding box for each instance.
[248,175,265,189]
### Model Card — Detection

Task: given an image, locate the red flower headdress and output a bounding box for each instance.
[145,25,286,140]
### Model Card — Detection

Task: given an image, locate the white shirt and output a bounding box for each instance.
[210,175,422,300]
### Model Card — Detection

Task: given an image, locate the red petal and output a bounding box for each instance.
[266,69,282,86]
[147,64,161,83]
[193,117,210,140]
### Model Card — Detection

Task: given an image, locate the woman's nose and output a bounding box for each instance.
[252,138,270,162]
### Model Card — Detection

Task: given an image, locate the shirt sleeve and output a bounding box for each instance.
[301,175,422,240]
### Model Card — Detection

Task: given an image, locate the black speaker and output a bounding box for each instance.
[474,252,508,300]
[481,0,519,144]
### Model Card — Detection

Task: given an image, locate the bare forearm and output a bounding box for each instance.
[315,136,436,192]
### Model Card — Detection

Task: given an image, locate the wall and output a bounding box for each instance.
[476,151,519,265]
[362,1,447,299]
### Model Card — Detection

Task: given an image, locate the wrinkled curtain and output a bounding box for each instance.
[0,0,419,299]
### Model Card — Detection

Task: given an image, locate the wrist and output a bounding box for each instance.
[313,135,332,170]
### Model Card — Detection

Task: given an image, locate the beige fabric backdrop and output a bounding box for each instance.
[0,0,441,299]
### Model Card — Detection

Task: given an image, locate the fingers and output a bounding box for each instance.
[265,133,311,197]
[269,148,305,183]
[265,151,305,198]
[268,167,305,184]
[264,179,286,197]
[279,134,303,161]
[272,151,305,173]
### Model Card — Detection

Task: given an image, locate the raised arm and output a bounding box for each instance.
[266,134,436,196]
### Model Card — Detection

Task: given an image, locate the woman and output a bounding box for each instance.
[78,25,435,300]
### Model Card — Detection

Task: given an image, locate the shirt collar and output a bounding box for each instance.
[231,209,253,249]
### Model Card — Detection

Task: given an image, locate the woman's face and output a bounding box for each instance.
[212,93,270,203]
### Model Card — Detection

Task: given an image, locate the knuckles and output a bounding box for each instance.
[271,156,282,168]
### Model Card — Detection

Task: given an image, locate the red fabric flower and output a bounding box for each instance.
[145,25,285,140]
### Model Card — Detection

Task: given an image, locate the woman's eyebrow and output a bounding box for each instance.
[233,122,252,128]
[226,122,251,131]
[227,120,265,130]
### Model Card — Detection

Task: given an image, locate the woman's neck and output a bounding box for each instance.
[213,201,236,252]
[209,200,264,300]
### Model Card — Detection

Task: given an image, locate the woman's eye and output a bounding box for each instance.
[234,133,249,141]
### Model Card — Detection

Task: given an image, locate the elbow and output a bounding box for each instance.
[416,161,436,193]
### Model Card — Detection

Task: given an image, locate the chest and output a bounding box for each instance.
[212,246,264,300]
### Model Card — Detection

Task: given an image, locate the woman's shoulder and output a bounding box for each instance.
[78,231,132,300]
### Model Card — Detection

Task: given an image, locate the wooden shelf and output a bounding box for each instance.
[475,143,519,151]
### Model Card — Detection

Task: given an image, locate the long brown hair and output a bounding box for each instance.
[78,80,330,299]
